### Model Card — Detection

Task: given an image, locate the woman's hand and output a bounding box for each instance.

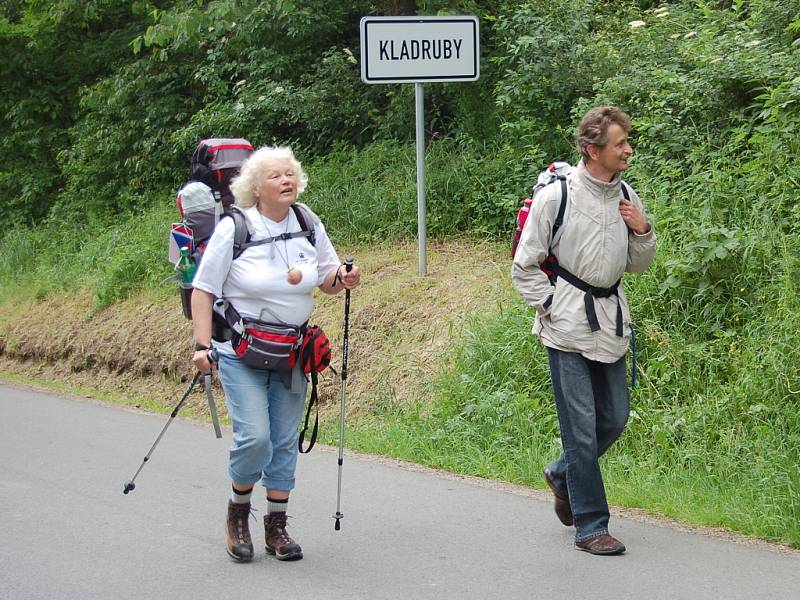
[320,262,361,294]
[192,349,215,372]
[337,263,361,290]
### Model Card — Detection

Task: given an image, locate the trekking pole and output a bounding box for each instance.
[123,349,219,494]
[333,256,354,530]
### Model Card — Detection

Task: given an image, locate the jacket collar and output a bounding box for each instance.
[575,160,622,198]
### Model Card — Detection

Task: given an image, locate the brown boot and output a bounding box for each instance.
[544,469,573,527]
[264,512,303,561]
[226,500,254,562]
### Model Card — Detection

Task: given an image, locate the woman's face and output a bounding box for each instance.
[254,157,298,209]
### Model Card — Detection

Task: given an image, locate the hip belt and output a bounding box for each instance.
[551,264,623,337]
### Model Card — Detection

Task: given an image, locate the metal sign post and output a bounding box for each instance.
[415,82,427,275]
[360,16,479,276]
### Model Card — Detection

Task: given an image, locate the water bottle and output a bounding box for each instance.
[175,246,197,285]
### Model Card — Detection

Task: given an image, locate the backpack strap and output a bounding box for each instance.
[550,177,569,248]
[229,206,251,260]
[550,264,624,337]
[292,202,319,248]
[621,181,631,202]
[228,203,319,260]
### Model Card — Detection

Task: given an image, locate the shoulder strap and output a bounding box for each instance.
[292,202,319,247]
[552,177,568,238]
[549,177,570,251]
[621,181,631,201]
[230,203,318,260]
[229,206,251,260]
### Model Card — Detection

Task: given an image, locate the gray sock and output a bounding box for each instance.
[231,485,253,504]
[267,496,289,515]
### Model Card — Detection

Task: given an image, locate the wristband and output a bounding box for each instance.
[194,342,211,351]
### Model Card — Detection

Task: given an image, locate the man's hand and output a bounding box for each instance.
[619,200,650,235]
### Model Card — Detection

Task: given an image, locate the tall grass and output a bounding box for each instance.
[0,200,177,309]
[0,138,525,309]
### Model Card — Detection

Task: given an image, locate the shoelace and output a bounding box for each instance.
[230,506,257,543]
[268,514,295,545]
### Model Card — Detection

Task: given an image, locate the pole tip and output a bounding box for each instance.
[123,481,135,494]
[334,519,341,531]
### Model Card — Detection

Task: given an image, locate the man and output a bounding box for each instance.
[512,106,656,555]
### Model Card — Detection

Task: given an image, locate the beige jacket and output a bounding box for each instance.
[512,161,656,363]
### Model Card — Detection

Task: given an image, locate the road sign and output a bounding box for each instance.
[359,15,480,275]
[360,16,479,84]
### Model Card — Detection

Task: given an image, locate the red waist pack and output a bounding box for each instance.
[298,325,332,374]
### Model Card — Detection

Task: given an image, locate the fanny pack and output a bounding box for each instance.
[224,303,303,372]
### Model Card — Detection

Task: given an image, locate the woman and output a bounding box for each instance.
[190,146,361,563]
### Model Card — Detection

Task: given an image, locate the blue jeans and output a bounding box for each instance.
[218,354,307,491]
[545,348,630,542]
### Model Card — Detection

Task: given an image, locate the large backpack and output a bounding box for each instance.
[171,138,319,320]
[171,138,255,269]
[189,138,254,208]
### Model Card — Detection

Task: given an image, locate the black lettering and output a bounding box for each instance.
[453,39,462,59]
[390,40,399,60]
[443,39,452,59]
[410,39,419,60]
[379,40,389,61]
[432,39,442,60]
[422,39,431,60]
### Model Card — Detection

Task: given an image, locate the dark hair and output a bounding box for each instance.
[576,106,631,161]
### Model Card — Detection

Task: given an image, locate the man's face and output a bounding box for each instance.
[590,123,633,176]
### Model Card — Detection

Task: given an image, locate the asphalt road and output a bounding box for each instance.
[1,382,798,600]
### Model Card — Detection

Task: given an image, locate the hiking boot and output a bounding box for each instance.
[264,512,303,561]
[543,468,573,527]
[575,533,626,555]
[226,500,254,562]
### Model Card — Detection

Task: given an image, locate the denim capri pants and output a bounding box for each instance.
[217,353,307,491]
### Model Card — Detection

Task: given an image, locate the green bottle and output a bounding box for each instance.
[176,246,197,285]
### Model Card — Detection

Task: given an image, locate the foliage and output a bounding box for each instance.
[0,0,162,228]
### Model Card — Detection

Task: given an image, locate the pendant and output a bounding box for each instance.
[287,266,303,285]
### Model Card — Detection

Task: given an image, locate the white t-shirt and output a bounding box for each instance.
[192,204,340,352]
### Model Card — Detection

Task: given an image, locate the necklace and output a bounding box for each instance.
[258,209,303,285]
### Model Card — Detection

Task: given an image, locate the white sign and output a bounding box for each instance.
[360,16,479,84]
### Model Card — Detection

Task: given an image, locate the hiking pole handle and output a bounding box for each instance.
[341,256,353,381]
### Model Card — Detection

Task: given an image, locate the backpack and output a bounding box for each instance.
[189,138,254,209]
[511,162,575,283]
[171,138,255,270]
